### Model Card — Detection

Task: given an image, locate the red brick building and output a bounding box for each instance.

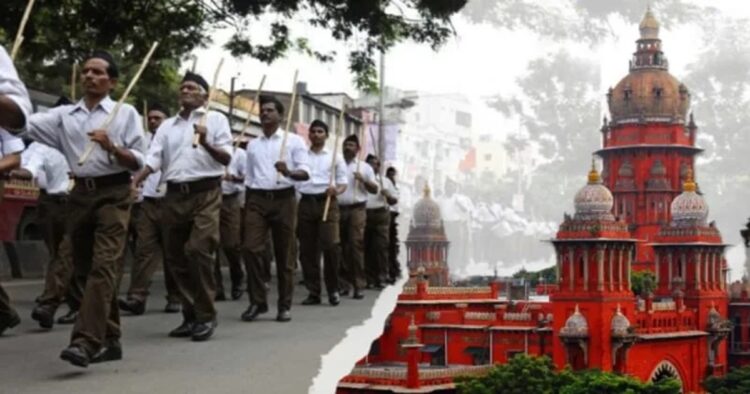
[337,8,734,394]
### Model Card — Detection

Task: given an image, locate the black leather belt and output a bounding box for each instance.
[74,171,131,192]
[246,187,295,200]
[366,206,389,212]
[300,193,328,201]
[143,196,161,203]
[340,202,366,210]
[167,177,221,195]
[40,190,68,203]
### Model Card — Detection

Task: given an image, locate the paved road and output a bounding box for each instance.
[0,272,380,394]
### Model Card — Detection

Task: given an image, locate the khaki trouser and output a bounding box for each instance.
[162,187,221,324]
[242,189,297,311]
[67,182,132,356]
[365,207,390,286]
[126,198,180,303]
[388,211,401,281]
[338,204,367,292]
[297,195,340,298]
[36,192,80,309]
[215,193,244,293]
[0,181,17,321]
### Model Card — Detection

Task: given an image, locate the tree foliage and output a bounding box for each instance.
[456,354,681,394]
[703,366,750,394]
[513,266,556,287]
[218,0,467,92]
[1,0,211,111]
[631,270,656,297]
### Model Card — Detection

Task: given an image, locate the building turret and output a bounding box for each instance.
[405,184,450,286]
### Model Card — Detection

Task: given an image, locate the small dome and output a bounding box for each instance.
[560,305,589,337]
[618,160,634,177]
[412,184,442,228]
[611,304,632,337]
[670,170,708,227]
[650,160,667,176]
[574,162,614,221]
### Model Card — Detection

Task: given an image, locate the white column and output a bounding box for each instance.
[609,247,614,292]
[569,248,575,291]
[667,252,673,290]
[654,251,660,288]
[584,248,590,291]
[618,248,624,291]
[597,246,604,291]
[695,251,701,290]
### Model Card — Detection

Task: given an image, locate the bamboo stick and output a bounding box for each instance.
[193,57,224,148]
[322,108,346,222]
[10,0,36,61]
[142,100,148,133]
[78,41,159,166]
[235,74,266,149]
[276,69,299,183]
[70,62,78,101]
[354,123,365,198]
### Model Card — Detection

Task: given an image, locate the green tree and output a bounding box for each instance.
[1,0,211,110]
[456,354,681,394]
[703,366,750,394]
[631,270,656,297]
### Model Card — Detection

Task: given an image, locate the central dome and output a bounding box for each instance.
[412,185,443,228]
[607,8,691,123]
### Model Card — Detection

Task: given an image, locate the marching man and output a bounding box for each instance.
[133,72,232,342]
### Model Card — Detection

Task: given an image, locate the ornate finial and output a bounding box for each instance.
[423,183,431,198]
[683,168,696,192]
[574,304,580,314]
[587,158,601,184]
[639,5,660,39]
[616,303,622,314]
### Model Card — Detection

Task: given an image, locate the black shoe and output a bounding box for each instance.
[31,304,56,329]
[60,345,90,368]
[118,298,145,315]
[231,288,243,301]
[56,310,78,325]
[328,292,341,306]
[164,302,181,314]
[215,292,227,302]
[241,304,268,322]
[91,341,122,364]
[301,296,321,305]
[0,312,21,335]
[276,309,291,322]
[168,321,194,338]
[386,278,396,285]
[298,279,305,285]
[353,290,365,300]
[340,288,350,297]
[191,319,217,342]
[372,283,385,290]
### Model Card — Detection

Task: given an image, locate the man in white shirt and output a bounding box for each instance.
[241,95,309,323]
[134,72,232,342]
[21,50,145,367]
[296,120,347,306]
[337,134,379,300]
[364,155,398,289]
[214,144,247,301]
[11,140,77,329]
[119,103,180,315]
[385,166,401,283]
[0,46,28,336]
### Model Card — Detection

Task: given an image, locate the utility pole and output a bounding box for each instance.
[378,49,386,177]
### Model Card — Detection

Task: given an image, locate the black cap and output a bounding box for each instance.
[343,133,359,146]
[182,71,209,92]
[85,50,119,78]
[147,102,170,117]
[309,119,329,134]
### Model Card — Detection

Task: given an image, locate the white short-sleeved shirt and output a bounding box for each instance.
[25,97,145,177]
[139,131,165,199]
[367,175,397,209]
[23,142,70,195]
[296,147,347,195]
[338,158,377,206]
[0,46,30,160]
[146,109,233,183]
[222,148,246,195]
[244,129,310,191]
